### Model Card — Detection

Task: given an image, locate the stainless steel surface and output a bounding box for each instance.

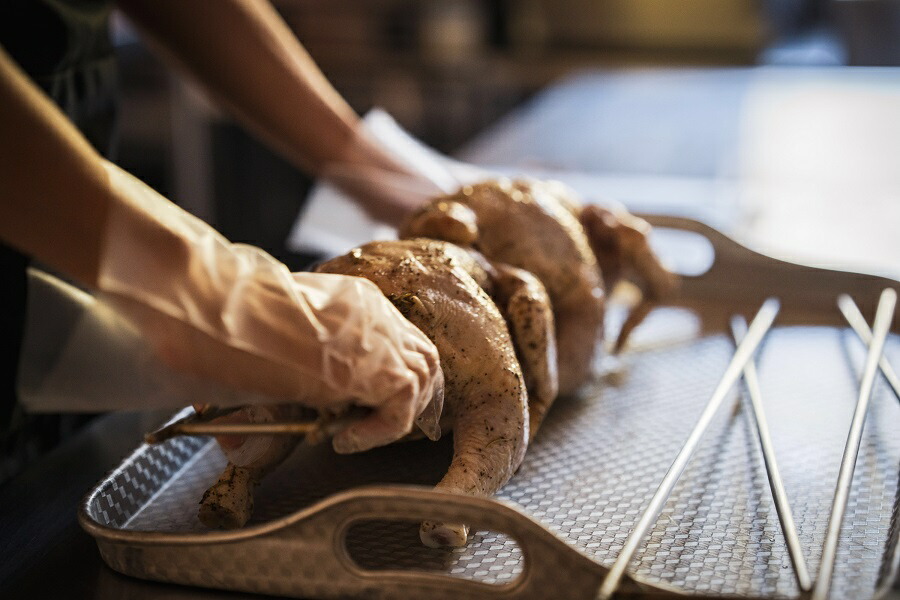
[812,289,898,600]
[839,294,900,403]
[597,299,779,599]
[731,315,811,593]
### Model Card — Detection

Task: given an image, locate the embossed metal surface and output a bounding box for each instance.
[82,307,900,599]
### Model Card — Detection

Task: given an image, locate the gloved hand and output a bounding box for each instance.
[96,161,443,453]
[318,109,470,225]
[312,111,674,393]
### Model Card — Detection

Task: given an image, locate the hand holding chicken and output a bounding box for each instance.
[193,179,675,549]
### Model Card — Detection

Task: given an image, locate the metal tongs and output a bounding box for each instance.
[144,406,366,445]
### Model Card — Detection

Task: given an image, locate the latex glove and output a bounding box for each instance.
[96,161,443,453]
[18,268,280,413]
[319,110,673,352]
[319,110,467,225]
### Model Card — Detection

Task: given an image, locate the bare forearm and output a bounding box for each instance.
[0,47,111,286]
[117,0,365,174]
[116,0,429,223]
[0,46,194,290]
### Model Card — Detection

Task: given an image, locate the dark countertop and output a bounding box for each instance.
[1,410,150,597]
[0,410,277,599]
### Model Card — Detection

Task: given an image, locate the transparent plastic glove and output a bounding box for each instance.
[18,268,277,413]
[290,109,493,256]
[320,109,479,224]
[96,161,443,453]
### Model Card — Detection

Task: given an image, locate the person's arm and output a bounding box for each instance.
[0,46,118,286]
[0,46,442,452]
[115,0,430,223]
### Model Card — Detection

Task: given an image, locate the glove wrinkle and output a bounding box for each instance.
[84,161,443,452]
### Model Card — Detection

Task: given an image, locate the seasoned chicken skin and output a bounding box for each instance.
[318,239,557,546]
[199,239,557,548]
[402,179,676,393]
[196,180,673,543]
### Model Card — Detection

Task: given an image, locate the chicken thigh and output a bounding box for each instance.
[401,179,676,394]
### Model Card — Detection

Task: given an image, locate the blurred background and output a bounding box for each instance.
[113,0,900,275]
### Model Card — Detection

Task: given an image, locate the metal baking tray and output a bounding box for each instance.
[80,216,900,599]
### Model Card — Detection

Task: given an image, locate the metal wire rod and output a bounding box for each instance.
[731,316,812,593]
[145,411,320,444]
[812,288,897,600]
[146,421,321,444]
[837,294,900,403]
[597,298,781,600]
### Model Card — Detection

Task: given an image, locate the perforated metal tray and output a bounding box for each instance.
[80,216,900,599]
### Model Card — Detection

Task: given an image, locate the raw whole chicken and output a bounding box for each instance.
[200,238,557,548]
[402,179,676,394]
[196,179,675,548]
